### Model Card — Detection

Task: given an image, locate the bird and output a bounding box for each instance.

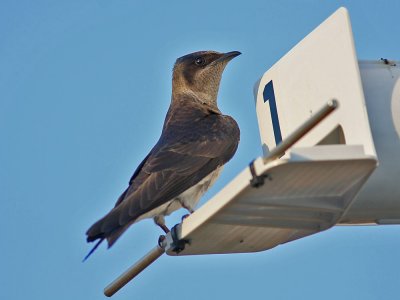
[85,50,241,259]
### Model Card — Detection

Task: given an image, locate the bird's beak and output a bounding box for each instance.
[215,51,242,64]
[224,51,242,59]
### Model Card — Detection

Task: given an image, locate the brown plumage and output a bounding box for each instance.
[85,50,241,259]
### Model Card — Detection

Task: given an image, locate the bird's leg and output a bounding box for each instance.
[181,202,195,221]
[153,215,170,233]
[154,216,170,247]
[181,214,191,221]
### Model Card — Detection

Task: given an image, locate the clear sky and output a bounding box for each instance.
[2,1,400,299]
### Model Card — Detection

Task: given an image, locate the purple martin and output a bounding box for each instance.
[85,50,241,258]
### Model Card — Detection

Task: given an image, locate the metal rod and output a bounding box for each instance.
[263,99,339,163]
[104,245,165,297]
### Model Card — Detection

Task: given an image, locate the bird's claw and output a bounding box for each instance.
[181,214,190,222]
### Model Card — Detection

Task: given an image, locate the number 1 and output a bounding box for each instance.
[263,80,282,145]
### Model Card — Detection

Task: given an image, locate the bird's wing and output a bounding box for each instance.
[112,151,152,208]
[86,101,239,242]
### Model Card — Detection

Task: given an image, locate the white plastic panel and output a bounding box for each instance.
[165,147,376,256]
[254,7,376,158]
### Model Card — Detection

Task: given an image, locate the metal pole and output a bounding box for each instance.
[264,99,338,163]
[104,245,165,297]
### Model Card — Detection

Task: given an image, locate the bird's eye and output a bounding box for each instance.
[194,57,205,65]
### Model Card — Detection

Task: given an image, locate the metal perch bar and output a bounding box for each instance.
[264,99,338,163]
[104,245,165,297]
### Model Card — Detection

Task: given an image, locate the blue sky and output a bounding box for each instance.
[2,1,400,299]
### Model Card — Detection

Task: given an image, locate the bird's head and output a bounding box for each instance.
[172,50,241,106]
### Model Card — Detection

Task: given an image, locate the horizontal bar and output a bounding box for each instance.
[104,245,165,297]
[264,99,338,163]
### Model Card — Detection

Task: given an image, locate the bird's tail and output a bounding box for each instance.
[83,238,105,262]
[84,188,135,260]
[105,225,130,248]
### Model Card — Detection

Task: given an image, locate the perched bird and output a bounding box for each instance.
[85,50,241,259]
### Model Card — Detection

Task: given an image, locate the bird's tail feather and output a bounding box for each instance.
[106,225,130,248]
[83,238,105,262]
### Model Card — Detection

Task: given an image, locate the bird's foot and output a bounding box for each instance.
[154,216,170,234]
[180,204,194,222]
[181,214,190,222]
